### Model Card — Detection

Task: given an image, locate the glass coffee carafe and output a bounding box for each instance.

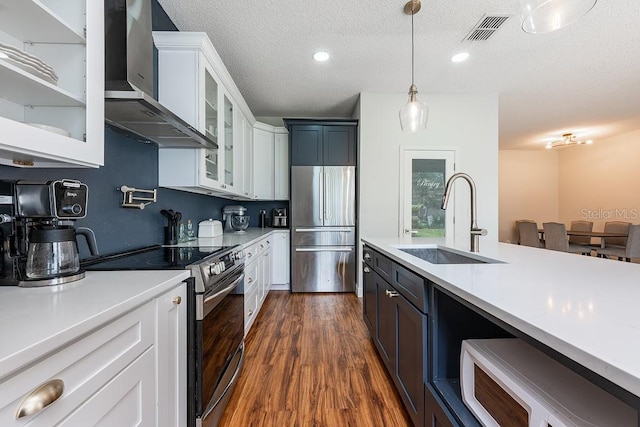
[25,227,97,280]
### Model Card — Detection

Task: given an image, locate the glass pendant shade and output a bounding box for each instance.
[519,0,597,34]
[400,86,428,132]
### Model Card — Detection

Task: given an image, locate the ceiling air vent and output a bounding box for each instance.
[464,14,511,42]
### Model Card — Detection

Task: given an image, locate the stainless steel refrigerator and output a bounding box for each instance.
[291,166,356,292]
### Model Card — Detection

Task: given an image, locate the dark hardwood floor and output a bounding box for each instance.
[219,291,412,426]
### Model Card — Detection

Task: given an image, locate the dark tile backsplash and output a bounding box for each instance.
[0,129,287,257]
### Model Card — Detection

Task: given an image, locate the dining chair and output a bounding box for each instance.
[543,222,569,252]
[596,224,640,262]
[568,220,593,245]
[516,220,541,248]
[602,221,631,249]
[568,220,595,255]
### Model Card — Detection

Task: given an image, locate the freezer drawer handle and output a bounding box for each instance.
[319,171,324,221]
[324,172,329,220]
[295,227,353,233]
[295,247,353,252]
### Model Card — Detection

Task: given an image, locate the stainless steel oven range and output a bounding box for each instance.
[82,244,245,427]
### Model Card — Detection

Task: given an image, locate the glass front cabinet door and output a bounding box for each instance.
[222,93,235,190]
[203,66,220,183]
[155,31,243,197]
[0,0,104,167]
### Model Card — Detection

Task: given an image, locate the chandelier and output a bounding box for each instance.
[545,133,594,149]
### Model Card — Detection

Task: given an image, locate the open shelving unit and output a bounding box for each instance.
[430,286,514,426]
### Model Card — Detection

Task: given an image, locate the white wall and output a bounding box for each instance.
[558,129,640,229]
[357,92,499,293]
[498,150,559,243]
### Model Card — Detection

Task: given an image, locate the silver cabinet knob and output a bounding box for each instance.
[364,253,371,260]
[16,379,64,419]
[364,266,371,273]
[172,296,182,305]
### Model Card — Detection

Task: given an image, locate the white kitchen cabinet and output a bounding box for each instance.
[271,230,290,290]
[242,235,273,335]
[259,237,272,304]
[243,256,260,335]
[253,122,289,200]
[0,300,156,425]
[0,0,104,168]
[234,110,253,199]
[155,31,259,200]
[155,282,187,427]
[0,280,186,426]
[275,131,290,200]
[253,125,275,200]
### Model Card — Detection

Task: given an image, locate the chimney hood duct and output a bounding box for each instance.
[104,0,217,149]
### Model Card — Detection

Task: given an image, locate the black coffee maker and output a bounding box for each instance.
[0,179,98,287]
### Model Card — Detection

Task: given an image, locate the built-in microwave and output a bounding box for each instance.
[460,338,636,427]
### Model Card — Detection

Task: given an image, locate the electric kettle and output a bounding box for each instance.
[25,226,99,280]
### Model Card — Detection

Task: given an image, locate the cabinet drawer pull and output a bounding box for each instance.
[248,277,253,283]
[259,245,264,249]
[248,309,254,316]
[385,289,399,298]
[364,266,371,273]
[247,253,252,258]
[172,296,182,305]
[364,253,371,260]
[16,379,64,419]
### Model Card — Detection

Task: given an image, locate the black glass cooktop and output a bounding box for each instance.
[82,245,227,270]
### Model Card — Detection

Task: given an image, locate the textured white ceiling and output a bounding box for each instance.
[157,0,640,149]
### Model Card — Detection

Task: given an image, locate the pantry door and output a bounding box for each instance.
[400,149,456,238]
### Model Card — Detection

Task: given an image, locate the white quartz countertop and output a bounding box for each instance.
[362,237,640,398]
[0,270,190,378]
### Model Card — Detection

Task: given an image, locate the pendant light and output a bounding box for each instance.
[399,0,428,132]
[519,0,597,34]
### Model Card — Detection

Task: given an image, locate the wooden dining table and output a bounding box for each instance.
[538,229,628,248]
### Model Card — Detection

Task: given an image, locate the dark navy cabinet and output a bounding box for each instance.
[424,384,456,427]
[363,245,427,427]
[362,261,376,333]
[322,126,356,165]
[285,119,357,166]
[290,125,323,166]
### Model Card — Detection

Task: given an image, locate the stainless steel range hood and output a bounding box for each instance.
[104,0,217,149]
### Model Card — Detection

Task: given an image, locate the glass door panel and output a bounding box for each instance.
[224,95,234,186]
[401,150,455,238]
[204,149,219,181]
[204,70,219,181]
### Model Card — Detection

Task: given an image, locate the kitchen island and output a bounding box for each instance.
[363,237,640,425]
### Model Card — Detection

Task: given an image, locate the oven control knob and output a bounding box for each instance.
[234,251,244,260]
[209,262,223,275]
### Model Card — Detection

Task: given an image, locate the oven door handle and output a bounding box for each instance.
[202,273,244,314]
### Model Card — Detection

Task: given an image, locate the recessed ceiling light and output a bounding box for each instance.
[451,52,469,63]
[313,51,330,62]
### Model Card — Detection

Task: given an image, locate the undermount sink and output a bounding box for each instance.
[398,247,498,264]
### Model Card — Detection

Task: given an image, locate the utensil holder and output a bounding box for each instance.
[164,225,177,245]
